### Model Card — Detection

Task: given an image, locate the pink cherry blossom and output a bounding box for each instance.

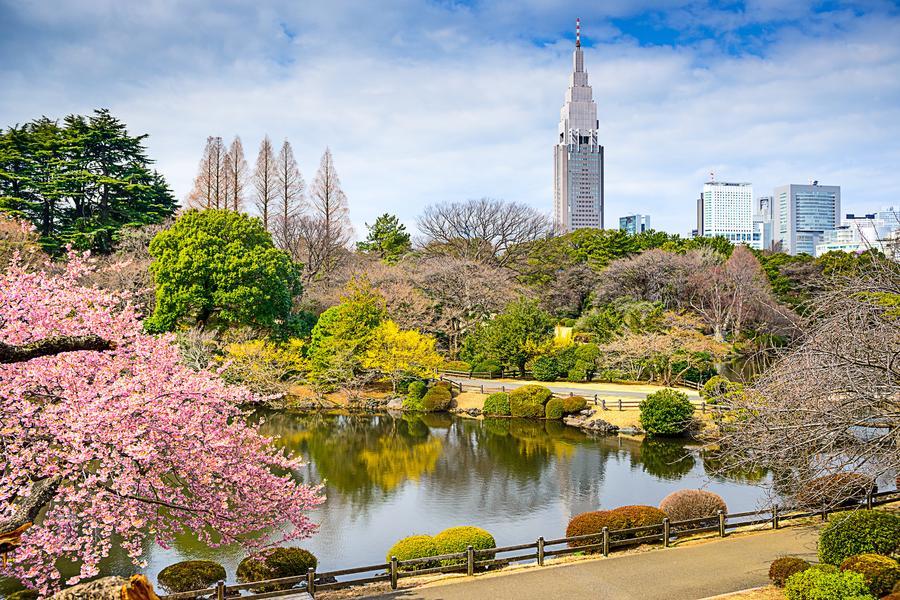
[0,253,323,595]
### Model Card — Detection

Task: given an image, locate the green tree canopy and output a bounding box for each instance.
[146,209,301,332]
[356,213,412,263]
[0,109,176,253]
[463,298,554,376]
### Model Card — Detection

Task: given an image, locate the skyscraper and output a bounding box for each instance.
[553,18,604,232]
[698,179,754,244]
[619,214,650,234]
[773,182,841,255]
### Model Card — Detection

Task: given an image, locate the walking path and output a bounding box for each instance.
[443,376,701,402]
[368,526,819,600]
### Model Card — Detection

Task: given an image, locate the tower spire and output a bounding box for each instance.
[576,17,581,47]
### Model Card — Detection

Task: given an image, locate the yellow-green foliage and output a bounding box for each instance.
[236,548,317,593]
[363,320,443,388]
[483,392,511,416]
[562,395,587,414]
[509,385,553,418]
[157,560,226,594]
[432,526,496,566]
[386,535,439,571]
[840,553,900,597]
[218,338,306,394]
[545,397,564,419]
[421,385,452,412]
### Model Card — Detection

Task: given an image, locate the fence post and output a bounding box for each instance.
[480,384,484,393]
[594,394,598,405]
[772,504,779,529]
[502,385,505,393]
[569,391,573,397]
[602,527,609,557]
[701,401,706,414]
[466,545,475,576]
[866,489,873,510]
[537,536,545,566]
[602,398,606,410]
[663,518,670,548]
[821,506,827,522]
[307,566,316,597]
[458,382,463,392]
[215,580,225,600]
[718,510,725,537]
[618,399,622,411]
[390,555,398,589]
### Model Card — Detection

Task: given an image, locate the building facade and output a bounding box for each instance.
[815,208,900,256]
[751,196,774,250]
[619,214,650,235]
[553,19,604,231]
[697,180,754,244]
[773,183,841,255]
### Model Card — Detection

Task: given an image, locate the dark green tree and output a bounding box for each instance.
[0,109,176,253]
[146,209,301,332]
[356,213,411,263]
[463,298,554,376]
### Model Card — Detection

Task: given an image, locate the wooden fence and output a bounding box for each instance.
[438,369,703,391]
[159,488,900,599]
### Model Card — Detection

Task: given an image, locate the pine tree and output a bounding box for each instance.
[253,135,277,231]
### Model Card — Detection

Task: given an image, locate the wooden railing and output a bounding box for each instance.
[159,488,900,599]
[438,369,704,392]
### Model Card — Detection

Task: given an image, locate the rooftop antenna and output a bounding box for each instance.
[576,18,581,47]
[710,170,716,182]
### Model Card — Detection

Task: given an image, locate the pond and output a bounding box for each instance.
[0,411,770,596]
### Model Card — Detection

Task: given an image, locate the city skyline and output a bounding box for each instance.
[2,1,899,237]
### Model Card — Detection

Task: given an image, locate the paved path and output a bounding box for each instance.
[444,377,701,403]
[368,526,820,600]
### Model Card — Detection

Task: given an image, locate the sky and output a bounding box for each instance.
[1,0,899,237]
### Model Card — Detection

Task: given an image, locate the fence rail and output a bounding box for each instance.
[438,369,704,391]
[159,488,900,599]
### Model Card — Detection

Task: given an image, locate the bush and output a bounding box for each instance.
[443,360,471,372]
[237,548,318,592]
[566,511,628,551]
[566,362,589,382]
[531,356,559,381]
[386,535,439,571]
[6,591,39,600]
[700,375,734,404]
[658,489,728,524]
[472,360,502,377]
[157,560,226,594]
[770,557,812,587]
[482,392,511,416]
[407,380,427,401]
[613,505,668,534]
[545,397,564,419]
[795,473,876,509]
[784,566,874,600]
[818,510,900,565]
[639,388,694,436]
[432,526,496,566]
[509,385,553,418]
[562,396,587,414]
[840,554,900,597]
[421,385,452,412]
[598,369,626,382]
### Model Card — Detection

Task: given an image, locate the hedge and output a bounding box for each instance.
[784,565,874,600]
[566,505,667,549]
[421,385,452,412]
[545,397,564,419]
[237,548,318,593]
[531,356,559,381]
[639,388,694,435]
[158,560,226,594]
[482,392,511,416]
[818,510,900,565]
[386,535,439,571]
[472,360,502,377]
[562,395,587,414]
[432,526,496,566]
[840,553,900,597]
[769,557,811,587]
[509,385,553,418]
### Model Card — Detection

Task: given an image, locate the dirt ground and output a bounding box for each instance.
[710,586,784,599]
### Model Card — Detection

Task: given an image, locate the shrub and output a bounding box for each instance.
[598,369,626,382]
[840,553,900,597]
[566,362,589,382]
[818,510,900,565]
[157,560,226,594]
[509,385,553,418]
[482,392,511,416]
[639,388,694,436]
[531,356,559,381]
[770,557,812,587]
[795,473,876,509]
[784,566,874,600]
[472,360,502,377]
[421,385,452,412]
[658,489,728,524]
[613,505,668,534]
[433,380,453,391]
[566,510,628,551]
[237,548,318,592]
[443,360,471,372]
[407,380,427,401]
[386,535,439,571]
[562,395,587,414]
[545,397,564,419]
[7,591,39,600]
[432,526,496,566]
[699,375,743,404]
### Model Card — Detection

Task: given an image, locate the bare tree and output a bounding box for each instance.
[307,148,351,281]
[253,136,277,231]
[416,198,553,267]
[712,259,900,508]
[225,136,247,211]
[186,136,226,209]
[272,140,305,251]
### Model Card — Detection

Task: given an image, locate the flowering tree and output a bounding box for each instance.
[0,253,323,594]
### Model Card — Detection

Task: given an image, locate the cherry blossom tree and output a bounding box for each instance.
[0,252,323,595]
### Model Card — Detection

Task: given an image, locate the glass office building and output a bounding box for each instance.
[773,183,841,255]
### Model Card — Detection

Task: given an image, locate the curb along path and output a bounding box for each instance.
[368,526,820,600]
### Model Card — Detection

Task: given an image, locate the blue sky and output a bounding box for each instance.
[1,0,899,236]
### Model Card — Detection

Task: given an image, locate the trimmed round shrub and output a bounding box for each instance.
[770,557,811,587]
[531,356,559,381]
[432,526,496,566]
[421,385,452,412]
[639,388,694,436]
[472,360,502,377]
[7,591,39,600]
[795,473,876,509]
[407,380,427,401]
[613,505,668,534]
[237,548,317,592]
[482,392,511,416]
[658,489,728,525]
[566,510,629,551]
[433,380,453,391]
[840,553,900,597]
[562,396,587,414]
[818,510,900,565]
[784,566,873,600]
[544,397,564,419]
[509,385,553,418]
[386,535,439,571]
[158,560,226,594]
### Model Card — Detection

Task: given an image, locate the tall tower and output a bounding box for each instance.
[554,18,604,232]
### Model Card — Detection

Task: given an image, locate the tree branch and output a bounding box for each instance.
[0,335,113,364]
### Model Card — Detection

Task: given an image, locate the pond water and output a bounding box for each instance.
[1,411,770,596]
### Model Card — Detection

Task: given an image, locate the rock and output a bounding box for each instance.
[618,426,645,435]
[51,575,160,600]
[386,397,404,410]
[563,414,619,435]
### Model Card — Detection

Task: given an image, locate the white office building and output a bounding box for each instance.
[553,19,604,231]
[773,183,841,255]
[619,214,650,235]
[751,196,774,250]
[697,180,754,245]
[815,209,900,256]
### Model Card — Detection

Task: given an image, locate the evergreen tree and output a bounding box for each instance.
[357,213,411,263]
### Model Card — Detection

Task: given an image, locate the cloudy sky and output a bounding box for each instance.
[1,0,899,236]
